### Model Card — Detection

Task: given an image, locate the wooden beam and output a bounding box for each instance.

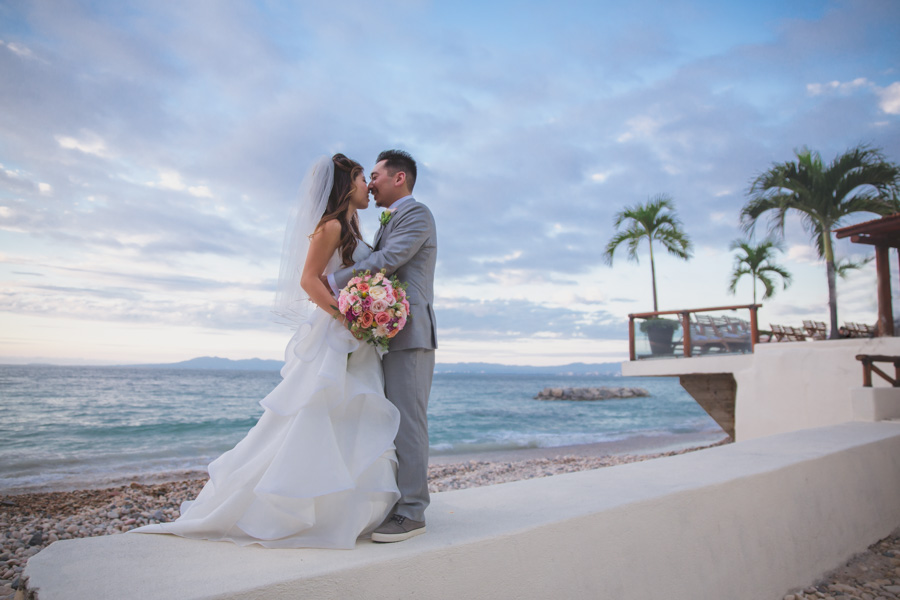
[848,234,900,249]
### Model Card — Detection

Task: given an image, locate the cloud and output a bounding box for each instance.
[146,169,214,198]
[437,298,628,341]
[785,245,820,264]
[806,78,871,96]
[878,82,900,115]
[616,115,665,143]
[0,39,38,60]
[804,77,900,116]
[0,283,271,330]
[55,132,112,158]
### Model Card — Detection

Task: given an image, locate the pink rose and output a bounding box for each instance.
[371,299,388,313]
[375,311,391,325]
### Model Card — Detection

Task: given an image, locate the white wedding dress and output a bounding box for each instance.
[132,245,401,549]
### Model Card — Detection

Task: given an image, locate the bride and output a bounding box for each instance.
[131,154,401,549]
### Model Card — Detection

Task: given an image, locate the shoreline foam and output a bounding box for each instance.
[429,430,729,465]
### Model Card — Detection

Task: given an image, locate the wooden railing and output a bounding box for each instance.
[855,354,900,387]
[628,304,762,361]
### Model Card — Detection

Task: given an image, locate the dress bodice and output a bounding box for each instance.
[326,241,372,276]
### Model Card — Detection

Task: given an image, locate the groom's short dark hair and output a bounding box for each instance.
[377,149,417,192]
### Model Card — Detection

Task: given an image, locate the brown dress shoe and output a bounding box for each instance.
[371,513,426,543]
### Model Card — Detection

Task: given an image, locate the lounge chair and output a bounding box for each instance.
[769,324,808,342]
[769,324,786,342]
[719,316,752,352]
[784,326,808,341]
[689,315,729,354]
[690,315,750,353]
[802,320,827,340]
[842,322,876,338]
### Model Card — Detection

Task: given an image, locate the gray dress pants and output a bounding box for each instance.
[381,348,435,522]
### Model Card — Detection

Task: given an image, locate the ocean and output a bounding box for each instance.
[0,365,723,494]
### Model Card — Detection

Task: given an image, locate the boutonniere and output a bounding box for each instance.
[379,211,393,226]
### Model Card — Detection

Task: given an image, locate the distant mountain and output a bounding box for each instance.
[127,356,623,375]
[130,356,284,371]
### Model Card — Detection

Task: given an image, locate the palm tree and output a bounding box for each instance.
[727,239,792,304]
[835,255,874,279]
[741,145,900,338]
[604,194,693,312]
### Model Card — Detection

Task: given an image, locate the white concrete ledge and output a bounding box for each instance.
[26,421,900,600]
[853,387,900,422]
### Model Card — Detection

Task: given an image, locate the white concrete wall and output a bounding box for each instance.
[25,421,900,600]
[622,337,900,441]
[735,338,900,440]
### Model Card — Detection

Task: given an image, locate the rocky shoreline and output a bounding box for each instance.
[534,386,650,401]
[3,441,898,600]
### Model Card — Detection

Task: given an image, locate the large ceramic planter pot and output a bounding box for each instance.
[641,319,679,356]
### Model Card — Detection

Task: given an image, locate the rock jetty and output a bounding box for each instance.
[534,387,650,401]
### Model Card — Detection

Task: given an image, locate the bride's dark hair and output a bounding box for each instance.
[315,153,366,267]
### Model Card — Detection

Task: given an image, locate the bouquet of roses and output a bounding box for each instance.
[336,269,410,352]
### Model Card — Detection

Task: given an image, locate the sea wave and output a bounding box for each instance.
[0,366,725,494]
[430,422,723,456]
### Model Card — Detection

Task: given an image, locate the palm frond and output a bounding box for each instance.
[835,255,875,279]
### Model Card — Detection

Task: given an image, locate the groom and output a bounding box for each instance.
[330,149,437,542]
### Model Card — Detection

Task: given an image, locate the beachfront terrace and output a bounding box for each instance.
[629,303,762,361]
[629,303,892,362]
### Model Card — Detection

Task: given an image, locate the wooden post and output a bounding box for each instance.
[628,316,636,361]
[749,305,759,349]
[876,245,893,337]
[681,312,692,357]
[861,356,873,387]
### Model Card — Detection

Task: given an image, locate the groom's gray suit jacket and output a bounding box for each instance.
[333,198,438,351]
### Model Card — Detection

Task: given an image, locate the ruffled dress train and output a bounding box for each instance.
[131,310,401,549]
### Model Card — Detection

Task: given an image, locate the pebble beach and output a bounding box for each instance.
[3,440,899,600]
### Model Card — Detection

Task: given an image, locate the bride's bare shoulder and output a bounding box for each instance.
[311,219,341,243]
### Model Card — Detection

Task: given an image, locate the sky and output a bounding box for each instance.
[1,0,899,367]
